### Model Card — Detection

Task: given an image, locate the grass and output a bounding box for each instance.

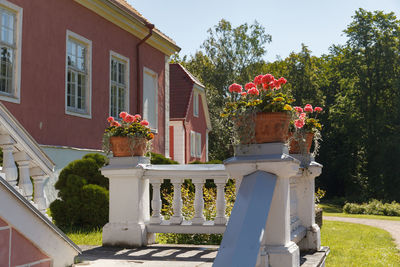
[322,220,400,266]
[64,227,102,246]
[319,203,400,221]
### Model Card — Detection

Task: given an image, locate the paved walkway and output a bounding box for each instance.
[324,216,400,251]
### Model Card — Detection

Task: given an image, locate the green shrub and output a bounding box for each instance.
[343,199,400,216]
[150,152,179,164]
[50,153,109,229]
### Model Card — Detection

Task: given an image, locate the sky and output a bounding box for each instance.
[127,0,400,62]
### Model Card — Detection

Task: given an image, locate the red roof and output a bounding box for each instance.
[170,64,204,119]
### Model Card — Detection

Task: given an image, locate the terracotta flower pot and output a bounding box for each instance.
[110,136,147,157]
[289,132,314,154]
[254,112,291,143]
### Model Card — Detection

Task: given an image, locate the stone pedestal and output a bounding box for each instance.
[101,156,151,247]
[222,143,301,267]
[291,160,323,251]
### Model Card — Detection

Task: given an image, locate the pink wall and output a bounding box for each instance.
[185,92,208,163]
[0,217,51,267]
[1,0,166,153]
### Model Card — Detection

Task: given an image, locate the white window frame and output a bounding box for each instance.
[109,51,129,119]
[143,67,158,132]
[193,91,199,117]
[0,1,22,104]
[190,131,196,157]
[65,30,92,119]
[196,132,201,158]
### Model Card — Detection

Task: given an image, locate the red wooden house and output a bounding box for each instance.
[169,63,211,163]
[0,0,180,174]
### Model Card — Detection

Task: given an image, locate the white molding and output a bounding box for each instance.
[109,50,130,117]
[193,91,199,118]
[65,30,92,119]
[0,0,22,104]
[0,225,10,230]
[143,67,158,132]
[164,56,170,157]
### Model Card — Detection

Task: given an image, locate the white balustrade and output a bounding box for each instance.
[149,178,163,224]
[214,178,228,225]
[0,103,55,217]
[192,179,205,225]
[170,178,184,224]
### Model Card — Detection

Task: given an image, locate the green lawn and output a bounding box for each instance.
[64,227,102,246]
[319,203,400,221]
[322,220,400,266]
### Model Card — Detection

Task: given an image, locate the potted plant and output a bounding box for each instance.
[221,74,294,144]
[289,104,322,154]
[103,112,154,157]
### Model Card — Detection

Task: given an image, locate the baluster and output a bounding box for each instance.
[235,177,242,195]
[31,167,48,215]
[192,179,205,225]
[14,151,33,201]
[170,178,183,224]
[214,178,227,225]
[1,143,18,187]
[150,179,163,224]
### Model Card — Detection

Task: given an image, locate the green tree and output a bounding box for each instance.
[182,19,272,160]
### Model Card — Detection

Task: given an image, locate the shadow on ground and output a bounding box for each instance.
[76,244,218,263]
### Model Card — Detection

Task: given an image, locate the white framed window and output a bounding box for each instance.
[0,1,22,104]
[190,131,196,157]
[196,132,201,157]
[110,51,129,119]
[143,67,158,131]
[190,131,202,158]
[65,30,92,118]
[193,92,199,117]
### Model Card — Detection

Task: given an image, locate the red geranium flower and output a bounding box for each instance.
[125,114,135,123]
[111,121,121,127]
[261,74,274,84]
[254,75,263,86]
[314,107,323,112]
[304,104,313,113]
[248,88,259,95]
[294,106,303,113]
[294,119,305,129]
[278,77,287,85]
[107,116,114,123]
[119,112,128,119]
[140,120,149,126]
[245,82,256,90]
[241,92,247,97]
[228,83,243,93]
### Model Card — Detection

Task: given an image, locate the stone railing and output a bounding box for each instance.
[0,102,55,215]
[101,143,322,267]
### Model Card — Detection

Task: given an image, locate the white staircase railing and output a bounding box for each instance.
[101,145,322,267]
[0,102,55,215]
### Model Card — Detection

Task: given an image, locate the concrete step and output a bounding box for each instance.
[74,244,329,267]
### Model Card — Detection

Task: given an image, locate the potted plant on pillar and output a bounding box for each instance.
[221,74,294,144]
[289,104,323,155]
[103,112,154,157]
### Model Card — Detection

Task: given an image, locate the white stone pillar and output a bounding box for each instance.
[223,143,301,267]
[14,151,33,201]
[295,163,322,251]
[0,137,18,187]
[30,167,49,215]
[101,156,150,247]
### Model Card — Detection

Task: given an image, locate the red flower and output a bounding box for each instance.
[314,107,323,112]
[134,114,141,121]
[294,119,305,129]
[299,112,306,119]
[278,77,287,85]
[245,82,256,90]
[107,116,114,123]
[149,133,154,139]
[228,83,243,93]
[241,92,247,97]
[304,104,313,113]
[248,87,259,95]
[254,75,263,86]
[261,74,274,84]
[125,114,135,123]
[294,106,303,113]
[119,112,128,119]
[111,121,121,127]
[140,120,149,126]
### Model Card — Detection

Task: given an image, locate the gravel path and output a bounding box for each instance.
[324,216,400,251]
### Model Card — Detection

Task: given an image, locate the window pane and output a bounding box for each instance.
[111,60,117,82]
[118,87,125,114]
